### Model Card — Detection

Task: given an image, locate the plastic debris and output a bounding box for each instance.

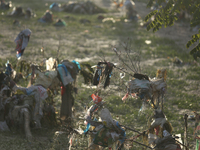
[0,0,12,10]
[102,18,116,23]
[25,7,36,19]
[38,10,53,23]
[63,1,105,14]
[14,29,32,59]
[9,6,25,17]
[46,57,57,71]
[49,3,63,12]
[0,121,10,131]
[55,131,66,135]
[172,56,183,64]
[54,19,66,26]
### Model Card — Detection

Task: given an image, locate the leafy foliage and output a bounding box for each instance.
[145,0,200,59]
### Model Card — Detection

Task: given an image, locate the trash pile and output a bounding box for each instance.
[124,0,137,20]
[49,2,63,12]
[0,56,93,140]
[14,28,32,59]
[143,109,183,150]
[83,94,126,149]
[0,63,59,140]
[38,10,53,23]
[8,6,36,18]
[48,1,105,14]
[0,26,95,140]
[54,19,66,27]
[62,1,105,14]
[25,7,36,19]
[92,61,114,89]
[9,6,25,17]
[0,0,12,10]
[116,0,141,21]
[122,69,167,110]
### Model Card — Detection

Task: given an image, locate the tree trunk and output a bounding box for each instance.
[60,84,73,121]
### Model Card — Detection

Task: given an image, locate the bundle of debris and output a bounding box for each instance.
[24,7,36,19]
[0,63,59,140]
[14,28,32,59]
[123,0,140,21]
[49,2,63,12]
[92,61,114,89]
[83,94,126,149]
[62,1,105,14]
[38,10,53,23]
[54,19,66,27]
[122,69,167,110]
[9,7,25,17]
[143,109,183,150]
[0,0,12,10]
[8,7,35,18]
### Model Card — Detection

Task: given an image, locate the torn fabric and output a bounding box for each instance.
[14,29,31,59]
[57,64,74,86]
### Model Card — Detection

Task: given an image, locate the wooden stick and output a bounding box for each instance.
[120,125,142,134]
[175,138,189,150]
[41,39,44,58]
[57,36,61,59]
[183,114,188,150]
[131,140,153,149]
[113,65,134,77]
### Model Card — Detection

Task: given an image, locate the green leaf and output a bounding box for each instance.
[144,10,158,22]
[190,43,200,55]
[187,33,200,48]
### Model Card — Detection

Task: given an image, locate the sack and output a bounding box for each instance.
[34,70,57,89]
[150,78,167,92]
[128,78,151,93]
[57,60,79,86]
[93,127,112,147]
[100,108,115,128]
[57,65,74,86]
